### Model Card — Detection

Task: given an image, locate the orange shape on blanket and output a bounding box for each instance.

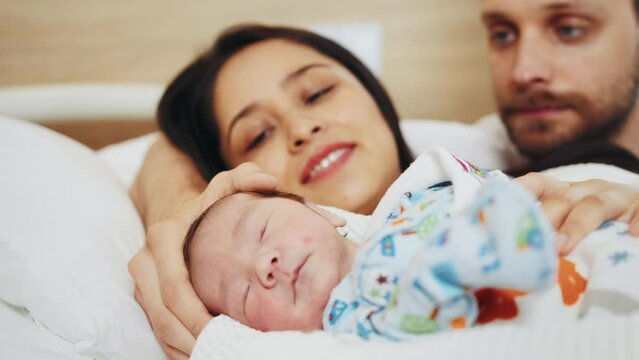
[450,316,466,329]
[474,288,526,324]
[477,209,486,224]
[558,258,587,306]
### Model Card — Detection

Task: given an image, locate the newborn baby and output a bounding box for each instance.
[184,190,358,332]
[184,147,561,340]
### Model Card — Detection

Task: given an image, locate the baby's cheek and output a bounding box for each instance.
[250,292,286,330]
[303,236,313,245]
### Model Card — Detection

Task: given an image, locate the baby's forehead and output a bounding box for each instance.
[213,191,304,214]
[196,191,311,243]
[201,192,258,229]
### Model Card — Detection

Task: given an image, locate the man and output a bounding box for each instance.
[480,0,639,173]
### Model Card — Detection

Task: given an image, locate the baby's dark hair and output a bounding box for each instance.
[183,190,305,270]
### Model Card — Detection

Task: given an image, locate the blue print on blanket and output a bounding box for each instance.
[323,175,555,340]
[609,251,633,266]
[380,235,396,257]
[477,240,502,274]
[428,181,452,192]
[516,210,546,250]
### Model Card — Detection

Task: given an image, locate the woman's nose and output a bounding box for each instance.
[288,121,323,152]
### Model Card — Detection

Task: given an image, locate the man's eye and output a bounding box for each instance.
[489,27,517,47]
[305,85,334,104]
[556,25,586,40]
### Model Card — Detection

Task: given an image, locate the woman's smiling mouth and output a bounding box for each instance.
[301,143,355,184]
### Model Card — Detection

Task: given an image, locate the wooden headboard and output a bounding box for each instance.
[1,0,495,126]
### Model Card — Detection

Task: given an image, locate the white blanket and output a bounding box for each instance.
[192,163,639,360]
[192,312,639,360]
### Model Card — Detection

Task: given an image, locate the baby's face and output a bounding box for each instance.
[189,193,356,331]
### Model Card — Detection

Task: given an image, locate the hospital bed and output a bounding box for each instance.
[1,83,638,360]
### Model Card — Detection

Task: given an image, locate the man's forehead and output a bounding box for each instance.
[481,0,608,17]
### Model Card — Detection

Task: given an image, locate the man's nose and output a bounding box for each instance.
[511,34,554,89]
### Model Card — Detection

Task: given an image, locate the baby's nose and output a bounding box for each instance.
[256,251,292,287]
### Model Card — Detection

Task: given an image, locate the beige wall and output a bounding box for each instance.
[0,0,495,122]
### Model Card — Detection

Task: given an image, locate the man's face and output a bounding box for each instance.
[481,0,639,158]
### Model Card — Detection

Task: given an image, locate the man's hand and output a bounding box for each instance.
[516,172,639,255]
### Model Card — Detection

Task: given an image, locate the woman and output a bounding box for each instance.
[129,24,639,360]
[155,24,412,215]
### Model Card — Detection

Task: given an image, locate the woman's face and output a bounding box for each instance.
[214,39,401,214]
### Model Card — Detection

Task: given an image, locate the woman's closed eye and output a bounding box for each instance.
[246,127,274,152]
[304,85,335,105]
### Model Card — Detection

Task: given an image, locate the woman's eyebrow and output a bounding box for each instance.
[227,102,259,144]
[281,63,330,87]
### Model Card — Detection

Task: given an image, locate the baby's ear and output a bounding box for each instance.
[305,202,346,228]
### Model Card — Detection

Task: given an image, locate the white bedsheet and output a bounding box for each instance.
[192,313,639,360]
[0,300,81,360]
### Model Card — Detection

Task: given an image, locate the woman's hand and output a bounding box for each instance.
[516,172,639,255]
[129,162,278,359]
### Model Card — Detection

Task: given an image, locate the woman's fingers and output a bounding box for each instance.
[127,162,277,360]
[128,247,198,355]
[200,162,278,208]
[147,221,213,337]
[136,162,276,346]
[161,344,191,360]
[147,165,272,337]
[156,264,212,336]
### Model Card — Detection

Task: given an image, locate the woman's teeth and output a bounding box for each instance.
[309,148,348,179]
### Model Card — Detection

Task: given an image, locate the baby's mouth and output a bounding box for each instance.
[292,255,309,303]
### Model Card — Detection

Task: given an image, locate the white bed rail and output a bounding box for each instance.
[0,83,163,122]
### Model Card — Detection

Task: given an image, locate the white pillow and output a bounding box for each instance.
[0,116,164,359]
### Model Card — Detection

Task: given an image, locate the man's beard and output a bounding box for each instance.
[498,60,639,160]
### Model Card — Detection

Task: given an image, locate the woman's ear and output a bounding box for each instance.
[305,202,347,227]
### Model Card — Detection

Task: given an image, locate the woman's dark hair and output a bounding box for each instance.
[158,23,414,180]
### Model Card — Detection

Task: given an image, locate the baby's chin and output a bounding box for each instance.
[254,312,323,332]
[254,295,329,332]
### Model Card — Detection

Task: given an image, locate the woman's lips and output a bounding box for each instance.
[300,143,355,184]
